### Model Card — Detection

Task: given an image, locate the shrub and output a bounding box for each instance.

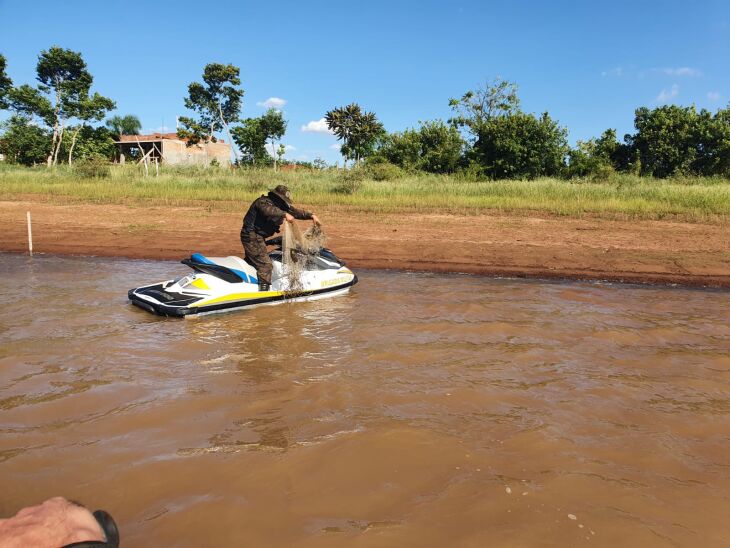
[367,161,404,181]
[454,161,486,182]
[333,167,365,194]
[74,154,111,178]
[590,163,616,181]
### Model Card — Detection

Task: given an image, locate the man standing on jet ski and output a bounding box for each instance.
[241,184,321,292]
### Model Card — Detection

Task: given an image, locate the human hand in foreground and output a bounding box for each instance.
[311,214,321,226]
[285,213,295,223]
[0,497,106,548]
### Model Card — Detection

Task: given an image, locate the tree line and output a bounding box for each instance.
[359,79,730,179]
[1,48,728,179]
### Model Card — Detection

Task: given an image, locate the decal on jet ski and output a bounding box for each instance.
[321,277,349,288]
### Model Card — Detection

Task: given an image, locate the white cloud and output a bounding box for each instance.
[656,84,679,103]
[301,118,333,134]
[661,67,701,77]
[601,66,624,78]
[257,97,287,109]
[329,143,341,150]
[707,91,722,102]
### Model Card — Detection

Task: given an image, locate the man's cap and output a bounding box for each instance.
[270,184,292,204]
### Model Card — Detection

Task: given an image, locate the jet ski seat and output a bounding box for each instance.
[189,253,259,284]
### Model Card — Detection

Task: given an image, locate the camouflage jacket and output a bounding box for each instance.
[241,192,312,237]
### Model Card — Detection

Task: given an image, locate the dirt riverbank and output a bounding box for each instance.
[1,199,729,287]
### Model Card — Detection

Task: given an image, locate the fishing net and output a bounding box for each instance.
[281,222,327,295]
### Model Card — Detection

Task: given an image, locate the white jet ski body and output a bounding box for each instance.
[128,245,356,317]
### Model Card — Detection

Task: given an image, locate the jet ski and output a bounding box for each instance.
[128,237,357,317]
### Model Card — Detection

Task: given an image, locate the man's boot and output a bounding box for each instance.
[258,282,270,292]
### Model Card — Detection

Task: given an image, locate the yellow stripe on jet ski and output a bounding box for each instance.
[190,278,210,290]
[192,291,283,307]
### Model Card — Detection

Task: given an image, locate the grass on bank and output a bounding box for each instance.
[0,164,728,222]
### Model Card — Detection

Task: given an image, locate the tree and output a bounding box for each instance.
[415,120,464,173]
[594,129,638,173]
[374,120,464,173]
[0,54,12,110]
[60,125,116,162]
[325,103,384,166]
[449,77,520,137]
[566,139,613,179]
[449,79,567,178]
[0,115,51,165]
[632,105,700,177]
[31,47,92,165]
[177,62,243,162]
[474,112,568,179]
[621,104,730,177]
[692,106,730,176]
[67,92,115,164]
[7,47,95,166]
[710,106,730,176]
[231,117,270,165]
[565,129,636,178]
[374,129,421,169]
[259,108,287,171]
[105,114,141,139]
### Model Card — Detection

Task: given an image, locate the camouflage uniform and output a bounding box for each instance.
[240,187,312,286]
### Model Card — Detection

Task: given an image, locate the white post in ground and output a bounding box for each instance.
[26,211,33,257]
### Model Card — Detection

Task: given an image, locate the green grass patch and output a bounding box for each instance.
[0,164,728,222]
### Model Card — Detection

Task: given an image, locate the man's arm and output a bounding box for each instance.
[288,205,313,221]
[288,206,321,225]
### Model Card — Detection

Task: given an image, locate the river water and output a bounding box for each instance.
[1,253,729,547]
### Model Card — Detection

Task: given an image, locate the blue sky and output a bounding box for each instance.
[1,0,728,163]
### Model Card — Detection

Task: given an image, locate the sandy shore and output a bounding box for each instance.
[1,199,729,287]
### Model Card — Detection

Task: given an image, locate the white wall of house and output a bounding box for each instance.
[162,139,231,166]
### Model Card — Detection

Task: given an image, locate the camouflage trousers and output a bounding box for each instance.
[241,230,272,285]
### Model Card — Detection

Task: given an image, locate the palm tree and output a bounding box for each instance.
[105,114,142,139]
[325,103,384,167]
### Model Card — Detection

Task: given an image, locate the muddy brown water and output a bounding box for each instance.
[1,254,729,547]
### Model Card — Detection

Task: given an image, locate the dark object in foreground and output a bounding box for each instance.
[63,510,119,547]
